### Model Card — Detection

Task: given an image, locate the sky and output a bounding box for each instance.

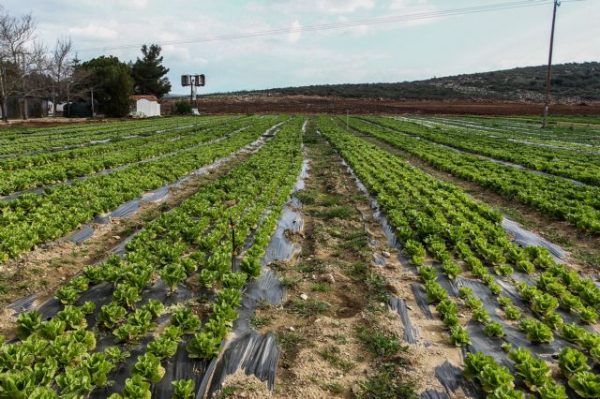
[2,0,599,94]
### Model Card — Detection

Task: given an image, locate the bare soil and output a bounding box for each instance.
[241,128,464,398]
[187,95,600,116]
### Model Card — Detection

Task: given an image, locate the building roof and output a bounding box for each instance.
[131,95,159,102]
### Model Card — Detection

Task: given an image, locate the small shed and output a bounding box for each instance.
[130,95,161,117]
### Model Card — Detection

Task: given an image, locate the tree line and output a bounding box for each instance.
[0,7,171,120]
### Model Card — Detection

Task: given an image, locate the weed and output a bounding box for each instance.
[297,262,326,274]
[345,261,368,280]
[287,298,330,317]
[277,329,309,369]
[358,368,417,399]
[365,272,389,302]
[320,195,341,207]
[295,190,316,205]
[325,382,345,394]
[280,275,301,289]
[340,235,369,252]
[318,206,353,220]
[356,324,404,359]
[319,345,355,373]
[311,282,331,293]
[250,315,273,329]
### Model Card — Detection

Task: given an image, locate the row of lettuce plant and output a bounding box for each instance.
[0,116,286,263]
[342,116,600,234]
[0,118,304,397]
[0,116,234,169]
[360,116,600,186]
[0,117,249,195]
[317,117,600,398]
[0,116,227,156]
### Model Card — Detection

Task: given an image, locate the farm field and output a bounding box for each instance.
[1,114,600,399]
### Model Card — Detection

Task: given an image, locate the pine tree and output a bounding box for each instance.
[131,44,171,98]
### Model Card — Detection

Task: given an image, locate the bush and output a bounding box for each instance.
[174,100,192,115]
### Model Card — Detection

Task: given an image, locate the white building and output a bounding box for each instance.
[130,95,161,117]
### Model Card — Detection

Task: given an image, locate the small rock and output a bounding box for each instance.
[318,273,335,284]
[300,293,308,301]
[379,302,385,307]
[382,251,391,258]
[112,235,120,240]
[406,304,413,310]
[288,326,296,332]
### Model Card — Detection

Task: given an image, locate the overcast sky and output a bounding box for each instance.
[2,0,599,94]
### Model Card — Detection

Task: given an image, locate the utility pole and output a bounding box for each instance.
[90,87,95,118]
[542,0,560,129]
[346,110,349,131]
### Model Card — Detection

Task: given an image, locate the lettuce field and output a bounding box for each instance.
[1,114,600,398]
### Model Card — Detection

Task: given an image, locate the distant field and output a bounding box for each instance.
[1,115,599,398]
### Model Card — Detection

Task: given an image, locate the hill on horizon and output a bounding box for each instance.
[204,62,600,103]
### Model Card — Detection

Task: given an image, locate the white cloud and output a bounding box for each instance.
[68,24,118,40]
[288,20,302,43]
[388,0,438,26]
[315,0,375,13]
[247,0,374,15]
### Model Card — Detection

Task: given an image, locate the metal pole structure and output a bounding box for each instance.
[190,79,194,108]
[542,0,560,129]
[90,87,95,119]
[346,110,349,131]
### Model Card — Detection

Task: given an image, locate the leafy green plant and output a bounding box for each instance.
[170,307,201,334]
[186,332,222,359]
[55,286,79,305]
[559,347,590,378]
[132,353,165,383]
[404,240,426,266]
[110,374,152,399]
[16,310,42,339]
[504,304,522,320]
[82,352,115,387]
[148,335,179,359]
[578,306,598,324]
[424,281,447,304]
[113,283,141,309]
[483,321,505,338]
[99,302,128,329]
[105,346,131,365]
[55,366,93,397]
[519,319,553,344]
[530,293,559,316]
[160,263,187,293]
[509,348,551,392]
[141,299,164,318]
[442,259,461,280]
[56,305,87,330]
[568,371,600,398]
[537,382,568,399]
[450,326,470,347]
[172,379,195,399]
[222,272,247,290]
[472,308,491,324]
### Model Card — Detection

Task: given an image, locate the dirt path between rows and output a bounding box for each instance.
[218,125,464,398]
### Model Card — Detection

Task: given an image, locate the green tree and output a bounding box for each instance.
[131,44,171,98]
[79,56,133,117]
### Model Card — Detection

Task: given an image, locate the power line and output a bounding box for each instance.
[76,0,568,53]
